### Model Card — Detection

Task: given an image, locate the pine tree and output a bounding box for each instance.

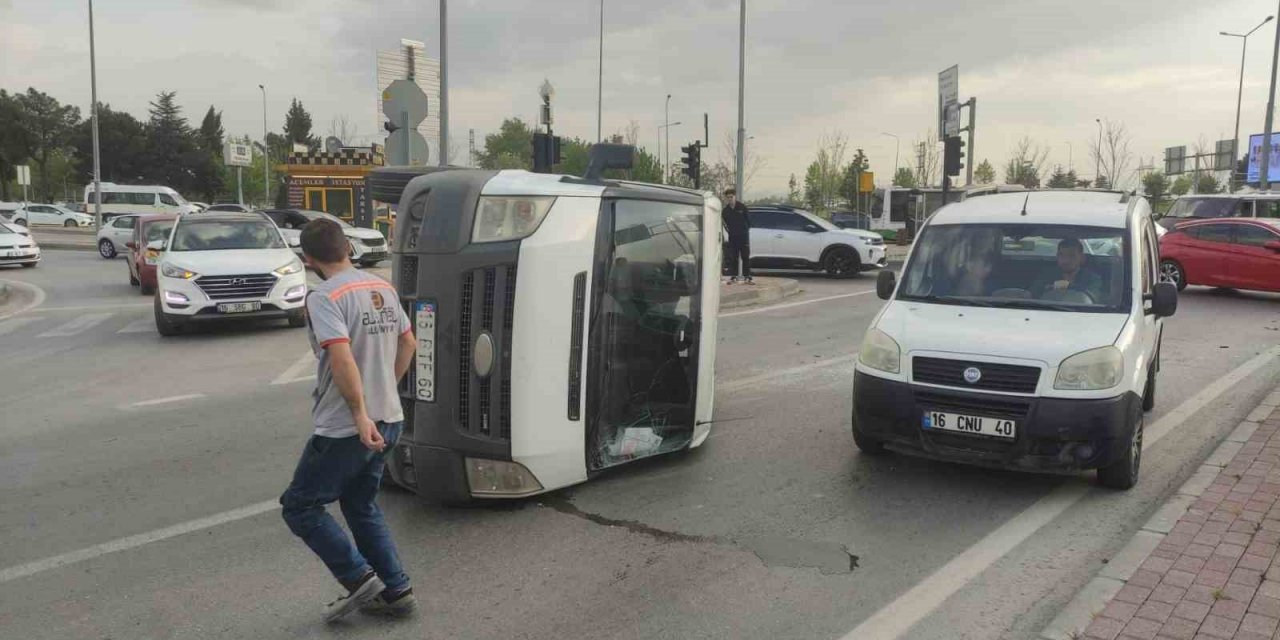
[145,91,194,192]
[198,106,224,154]
[284,98,316,150]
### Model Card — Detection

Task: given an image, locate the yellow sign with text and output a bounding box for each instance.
[859,172,875,193]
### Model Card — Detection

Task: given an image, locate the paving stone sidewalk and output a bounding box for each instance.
[1080,395,1280,640]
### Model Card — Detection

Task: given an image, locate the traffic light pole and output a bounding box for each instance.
[963,97,976,186]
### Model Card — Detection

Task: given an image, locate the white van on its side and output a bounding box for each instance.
[83,183,199,221]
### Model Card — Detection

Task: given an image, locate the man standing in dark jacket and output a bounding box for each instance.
[722,188,754,284]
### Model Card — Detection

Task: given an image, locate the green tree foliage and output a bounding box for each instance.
[803,161,822,211]
[1045,167,1082,189]
[839,148,870,205]
[1004,159,1041,188]
[1195,174,1220,194]
[192,106,227,202]
[1142,171,1169,205]
[284,98,316,150]
[892,167,917,188]
[1170,174,1192,196]
[1094,175,1111,190]
[198,106,224,154]
[14,88,80,201]
[70,104,148,187]
[0,90,32,200]
[974,159,996,185]
[478,118,534,170]
[787,173,801,204]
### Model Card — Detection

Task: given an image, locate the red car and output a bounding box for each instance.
[125,214,176,295]
[1159,218,1280,293]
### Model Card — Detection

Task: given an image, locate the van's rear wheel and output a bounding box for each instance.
[1097,405,1143,490]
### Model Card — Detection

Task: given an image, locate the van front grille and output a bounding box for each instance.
[457,266,516,443]
[913,357,1040,394]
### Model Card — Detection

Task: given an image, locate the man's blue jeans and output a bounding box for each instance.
[280,421,409,592]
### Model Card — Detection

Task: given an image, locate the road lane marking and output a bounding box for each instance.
[272,349,316,385]
[718,354,858,394]
[0,316,42,336]
[841,344,1280,640]
[720,289,876,318]
[0,278,47,320]
[36,303,151,312]
[126,394,206,408]
[116,318,154,334]
[0,500,279,585]
[37,312,113,337]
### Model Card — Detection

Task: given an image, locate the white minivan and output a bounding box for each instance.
[852,191,1178,489]
[83,183,199,221]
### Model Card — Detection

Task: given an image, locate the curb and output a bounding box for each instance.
[1040,389,1280,640]
[719,278,801,311]
[38,242,95,252]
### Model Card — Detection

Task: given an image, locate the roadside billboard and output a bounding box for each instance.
[1247,133,1280,183]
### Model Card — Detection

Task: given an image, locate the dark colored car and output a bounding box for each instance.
[125,214,176,295]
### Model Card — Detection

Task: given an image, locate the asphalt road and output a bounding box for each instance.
[1,251,1278,640]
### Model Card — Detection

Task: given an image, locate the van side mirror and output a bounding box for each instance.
[1265,240,1280,253]
[1149,282,1178,318]
[876,270,896,300]
[287,236,301,248]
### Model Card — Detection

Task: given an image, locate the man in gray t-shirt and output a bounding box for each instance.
[279,219,418,623]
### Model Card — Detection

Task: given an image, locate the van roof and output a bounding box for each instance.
[480,169,707,204]
[1174,192,1280,200]
[930,190,1134,229]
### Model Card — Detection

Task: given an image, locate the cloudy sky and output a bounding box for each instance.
[2,0,1278,195]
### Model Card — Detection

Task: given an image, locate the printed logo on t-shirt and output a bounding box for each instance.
[361,289,399,335]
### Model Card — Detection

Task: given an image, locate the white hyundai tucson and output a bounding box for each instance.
[152,212,307,336]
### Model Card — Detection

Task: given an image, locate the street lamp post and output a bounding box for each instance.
[1095,118,1104,186]
[259,84,269,206]
[664,94,672,183]
[1221,15,1274,192]
[597,0,604,143]
[1066,141,1073,172]
[88,0,102,230]
[440,0,449,167]
[735,0,746,196]
[658,121,681,184]
[1262,0,1280,192]
[881,132,900,184]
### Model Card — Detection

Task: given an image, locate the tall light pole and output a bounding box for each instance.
[658,120,681,184]
[1223,15,1275,192]
[88,0,102,229]
[259,84,269,206]
[881,132,900,184]
[735,0,746,196]
[1066,141,1073,172]
[664,94,672,183]
[1262,1,1280,192]
[597,0,604,143]
[1095,118,1104,186]
[439,0,449,167]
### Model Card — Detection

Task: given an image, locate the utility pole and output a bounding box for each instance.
[1095,118,1104,187]
[735,0,747,196]
[468,128,475,167]
[88,0,102,229]
[439,0,449,167]
[1261,0,1280,191]
[597,0,604,143]
[960,97,976,186]
[260,85,269,206]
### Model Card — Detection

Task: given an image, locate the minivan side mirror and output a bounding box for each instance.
[1265,240,1280,253]
[876,270,896,300]
[1149,282,1178,318]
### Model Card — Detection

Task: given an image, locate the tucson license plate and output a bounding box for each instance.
[217,302,261,314]
[415,301,436,402]
[923,411,1016,439]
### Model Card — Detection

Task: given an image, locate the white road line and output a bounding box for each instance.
[126,394,206,408]
[718,354,859,394]
[116,318,154,334]
[0,500,279,585]
[0,316,42,336]
[841,345,1280,640]
[720,290,875,318]
[37,312,113,337]
[37,303,151,312]
[272,349,316,385]
[0,278,47,320]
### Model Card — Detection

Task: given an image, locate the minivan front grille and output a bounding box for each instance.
[913,390,1032,420]
[457,265,516,442]
[912,357,1040,394]
[195,274,276,300]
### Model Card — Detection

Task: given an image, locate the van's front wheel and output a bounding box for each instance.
[1097,404,1144,490]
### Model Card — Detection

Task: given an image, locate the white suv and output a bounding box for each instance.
[151,212,307,336]
[746,206,886,276]
[2,203,94,227]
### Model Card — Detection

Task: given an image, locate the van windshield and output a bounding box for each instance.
[898,223,1130,313]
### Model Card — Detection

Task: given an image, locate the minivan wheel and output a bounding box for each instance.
[1159,259,1186,291]
[98,239,117,259]
[853,430,887,455]
[824,247,860,278]
[1097,405,1144,490]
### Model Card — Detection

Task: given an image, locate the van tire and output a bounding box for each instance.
[1097,405,1143,490]
[852,428,888,455]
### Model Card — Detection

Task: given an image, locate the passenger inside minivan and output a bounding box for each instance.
[900,224,1128,311]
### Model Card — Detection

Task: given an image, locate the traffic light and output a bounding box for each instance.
[944,136,965,177]
[532,132,562,173]
[681,143,701,187]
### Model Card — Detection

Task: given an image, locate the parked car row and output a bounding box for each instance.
[0,202,94,227]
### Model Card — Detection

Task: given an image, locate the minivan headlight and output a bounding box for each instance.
[161,263,198,279]
[858,328,901,374]
[471,196,556,243]
[1055,346,1123,390]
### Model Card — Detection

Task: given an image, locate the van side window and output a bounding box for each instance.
[1258,201,1280,218]
[103,192,126,205]
[159,194,178,206]
[130,193,156,205]
[1236,200,1254,217]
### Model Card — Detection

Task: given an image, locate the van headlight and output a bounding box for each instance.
[858,328,901,374]
[465,458,544,497]
[1055,346,1123,390]
[471,196,556,243]
[161,263,198,279]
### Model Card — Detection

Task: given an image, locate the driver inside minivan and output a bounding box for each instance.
[1032,238,1103,302]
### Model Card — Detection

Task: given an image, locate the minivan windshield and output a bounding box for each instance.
[1165,197,1239,219]
[898,223,1130,313]
[170,220,285,251]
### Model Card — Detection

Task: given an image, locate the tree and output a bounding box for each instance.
[0,90,33,200]
[1045,166,1081,189]
[719,131,765,194]
[70,103,148,186]
[974,159,996,185]
[1003,137,1050,188]
[478,118,534,170]
[197,106,224,154]
[892,167,917,188]
[802,132,849,214]
[1171,174,1192,196]
[787,173,802,204]
[284,98,316,151]
[14,88,81,201]
[143,91,202,194]
[1091,119,1134,189]
[1142,171,1170,206]
[1195,174,1220,194]
[839,148,870,206]
[328,115,358,146]
[912,131,940,187]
